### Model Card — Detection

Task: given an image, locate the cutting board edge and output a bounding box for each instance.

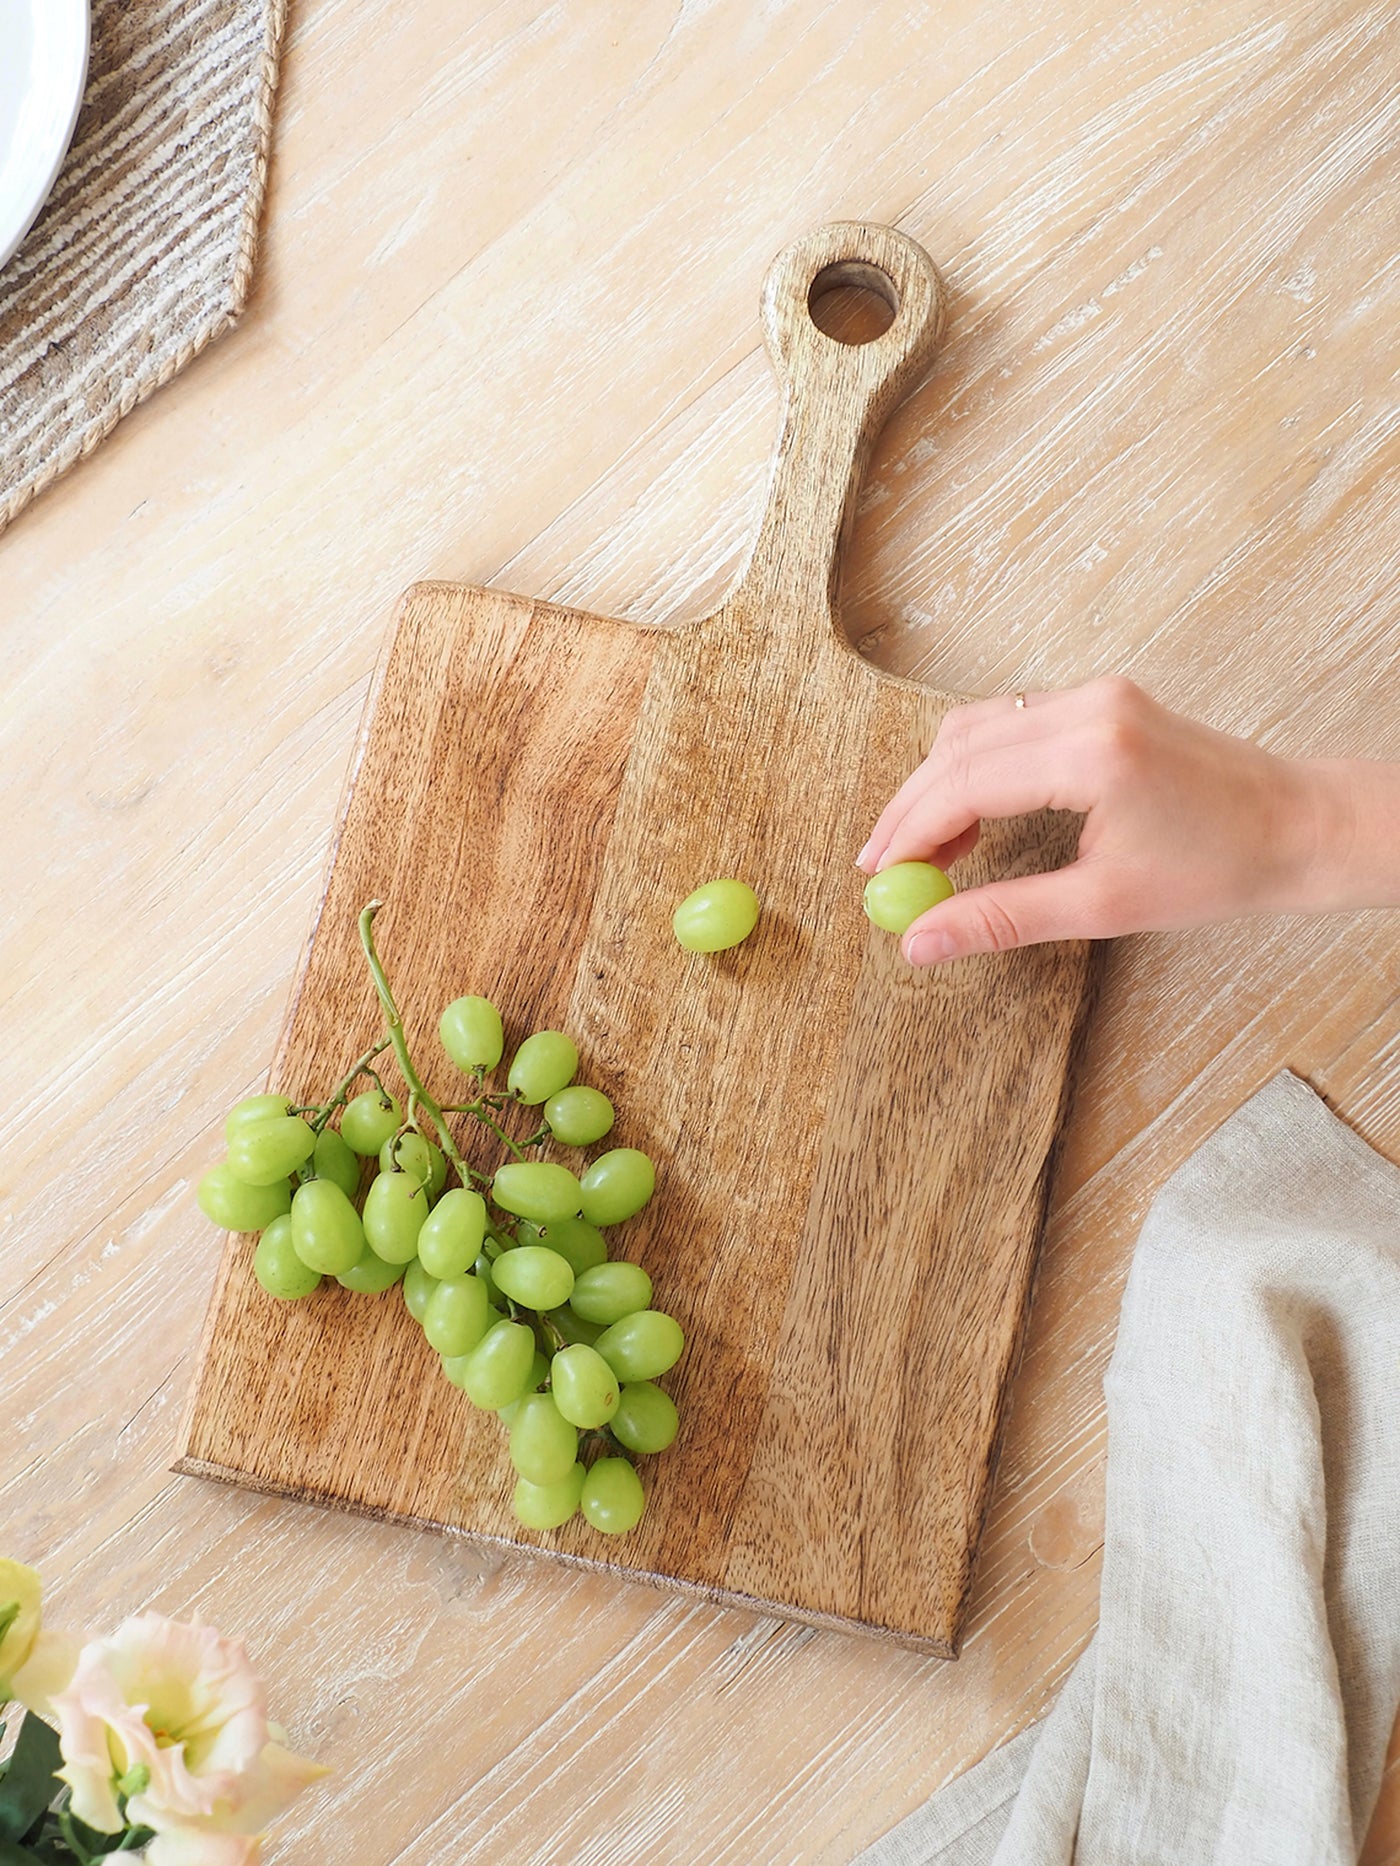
[950,933,1107,1619]
[170,1453,959,1659]
[418,572,977,712]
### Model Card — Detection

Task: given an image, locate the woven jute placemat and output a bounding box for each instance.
[0,0,287,535]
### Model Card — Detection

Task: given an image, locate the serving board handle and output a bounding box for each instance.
[729,221,947,637]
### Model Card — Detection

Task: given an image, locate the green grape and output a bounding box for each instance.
[198,1163,293,1233]
[402,1258,439,1323]
[380,1131,446,1194]
[252,1215,321,1301]
[580,1457,646,1535]
[492,1162,582,1223]
[512,1464,585,1530]
[226,1115,317,1187]
[439,995,505,1072]
[508,1394,580,1486]
[594,1310,684,1382]
[570,1262,652,1326]
[550,1343,620,1428]
[518,1217,608,1276]
[672,878,760,954]
[545,1305,603,1347]
[456,1320,536,1410]
[491,1245,575,1311]
[225,1094,291,1140]
[862,860,955,935]
[579,1148,655,1226]
[290,1179,364,1275]
[337,1242,407,1294]
[363,1170,430,1264]
[543,1086,614,1147]
[313,1126,360,1199]
[440,1350,474,1391]
[417,1188,487,1279]
[475,1251,507,1309]
[507,1031,579,1105]
[340,1089,403,1155]
[611,1381,680,1454]
[422,1273,491,1357]
[496,1351,552,1423]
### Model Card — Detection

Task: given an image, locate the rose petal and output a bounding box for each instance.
[143,1824,262,1866]
[11,1628,79,1716]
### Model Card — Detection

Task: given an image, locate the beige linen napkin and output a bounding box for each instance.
[857,1069,1400,1865]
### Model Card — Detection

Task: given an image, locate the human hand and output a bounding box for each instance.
[856,677,1339,965]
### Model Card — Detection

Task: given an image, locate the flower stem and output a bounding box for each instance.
[57,1809,96,1865]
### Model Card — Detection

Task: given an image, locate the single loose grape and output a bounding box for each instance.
[225,1094,291,1140]
[570,1262,652,1326]
[594,1310,684,1382]
[338,1243,407,1294]
[313,1126,361,1200]
[290,1179,364,1275]
[340,1089,403,1155]
[543,1086,615,1147]
[402,1258,439,1323]
[672,879,760,954]
[507,1031,579,1105]
[513,1464,586,1530]
[518,1217,608,1277]
[417,1188,487,1279]
[508,1394,580,1486]
[491,1245,575,1312]
[253,1216,321,1301]
[550,1343,620,1428]
[226,1115,317,1187]
[611,1381,680,1454]
[439,994,505,1072]
[546,1305,603,1347]
[363,1170,430,1264]
[422,1273,491,1357]
[379,1131,446,1194]
[581,1458,646,1535]
[579,1148,655,1227]
[198,1163,293,1233]
[862,861,955,935]
[492,1162,583,1224]
[457,1320,536,1410]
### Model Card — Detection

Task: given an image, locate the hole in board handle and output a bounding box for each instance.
[806,260,900,345]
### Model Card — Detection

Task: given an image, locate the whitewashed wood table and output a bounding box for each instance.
[4,1,1398,1860]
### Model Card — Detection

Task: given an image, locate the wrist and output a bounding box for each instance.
[1280,757,1400,914]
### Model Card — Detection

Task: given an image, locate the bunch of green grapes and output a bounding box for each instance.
[197,902,683,1538]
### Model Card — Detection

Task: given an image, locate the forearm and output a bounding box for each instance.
[1289,758,1400,914]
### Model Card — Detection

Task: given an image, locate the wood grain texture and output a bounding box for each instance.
[179,224,1094,1654]
[5,2,1400,1859]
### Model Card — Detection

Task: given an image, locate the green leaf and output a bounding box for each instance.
[0,1837,46,1866]
[0,1715,61,1843]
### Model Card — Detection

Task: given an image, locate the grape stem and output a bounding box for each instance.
[357,903,484,1191]
[307,1038,394,1135]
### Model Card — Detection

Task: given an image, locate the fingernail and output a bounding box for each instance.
[855,839,875,869]
[907,930,957,966]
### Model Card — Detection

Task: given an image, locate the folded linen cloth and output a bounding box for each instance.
[856,1069,1400,1866]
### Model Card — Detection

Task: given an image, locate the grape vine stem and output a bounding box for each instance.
[357,902,489,1191]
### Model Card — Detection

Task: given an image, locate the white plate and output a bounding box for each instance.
[0,0,89,272]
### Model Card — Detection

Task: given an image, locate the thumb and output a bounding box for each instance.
[901,866,1112,965]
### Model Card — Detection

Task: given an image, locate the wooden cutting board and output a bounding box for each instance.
[178,222,1095,1657]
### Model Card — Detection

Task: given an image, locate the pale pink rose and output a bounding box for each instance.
[0,1557,78,1716]
[51,1612,326,1855]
